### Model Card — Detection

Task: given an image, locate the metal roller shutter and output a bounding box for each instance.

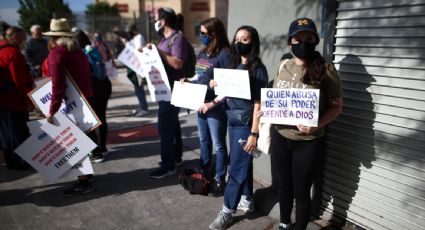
[321,0,425,229]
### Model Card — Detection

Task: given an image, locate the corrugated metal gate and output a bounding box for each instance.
[321,0,425,229]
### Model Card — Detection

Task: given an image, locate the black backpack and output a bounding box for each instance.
[168,32,196,79]
[178,168,211,195]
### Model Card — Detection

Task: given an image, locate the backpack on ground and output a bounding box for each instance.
[179,168,211,195]
[168,32,196,79]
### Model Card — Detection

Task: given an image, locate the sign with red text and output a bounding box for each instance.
[139,45,171,102]
[28,77,100,133]
[117,43,146,77]
[15,113,97,182]
[118,44,171,101]
[26,119,94,178]
[260,88,320,127]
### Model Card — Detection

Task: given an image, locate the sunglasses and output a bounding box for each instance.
[200,32,208,36]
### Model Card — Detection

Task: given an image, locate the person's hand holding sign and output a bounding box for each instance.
[296,124,317,135]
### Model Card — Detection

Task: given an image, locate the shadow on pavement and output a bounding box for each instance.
[0,159,200,208]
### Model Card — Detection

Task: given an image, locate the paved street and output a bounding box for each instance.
[0,69,322,230]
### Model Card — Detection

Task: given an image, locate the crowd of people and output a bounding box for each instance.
[0,7,343,230]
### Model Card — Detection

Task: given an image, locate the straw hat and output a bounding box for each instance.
[42,18,76,37]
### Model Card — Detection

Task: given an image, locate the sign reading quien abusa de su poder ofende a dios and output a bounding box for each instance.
[260,88,320,127]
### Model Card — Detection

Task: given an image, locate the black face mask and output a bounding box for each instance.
[291,42,316,59]
[235,42,252,55]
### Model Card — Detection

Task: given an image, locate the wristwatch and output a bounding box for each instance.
[250,132,258,137]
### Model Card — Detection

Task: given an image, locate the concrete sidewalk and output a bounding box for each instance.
[0,69,322,230]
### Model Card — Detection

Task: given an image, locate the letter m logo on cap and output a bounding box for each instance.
[298,19,309,26]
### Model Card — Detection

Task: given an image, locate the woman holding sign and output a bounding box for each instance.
[271,18,343,230]
[183,17,231,197]
[208,25,268,230]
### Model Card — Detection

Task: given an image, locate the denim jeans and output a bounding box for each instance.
[224,125,253,210]
[134,83,148,111]
[157,101,181,171]
[197,107,228,181]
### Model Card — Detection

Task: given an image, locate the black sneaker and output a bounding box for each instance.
[63,182,93,197]
[93,146,109,156]
[90,153,105,163]
[158,159,184,167]
[149,167,176,179]
[208,179,226,198]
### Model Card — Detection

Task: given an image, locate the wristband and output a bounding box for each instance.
[250,132,258,137]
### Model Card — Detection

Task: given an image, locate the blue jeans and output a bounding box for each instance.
[224,125,253,210]
[197,107,228,181]
[134,83,148,111]
[158,101,182,171]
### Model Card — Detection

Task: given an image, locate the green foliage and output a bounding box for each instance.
[85,2,119,16]
[18,0,74,32]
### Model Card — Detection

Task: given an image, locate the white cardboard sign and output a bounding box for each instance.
[15,113,97,182]
[171,81,207,111]
[260,88,320,127]
[213,68,251,100]
[26,119,94,178]
[117,43,146,77]
[139,45,172,102]
[28,77,100,133]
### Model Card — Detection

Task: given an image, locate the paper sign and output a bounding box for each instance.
[117,44,146,77]
[28,77,100,133]
[213,68,251,100]
[117,44,172,102]
[139,45,172,102]
[26,119,94,178]
[260,88,320,127]
[61,156,94,178]
[171,81,207,110]
[15,113,97,182]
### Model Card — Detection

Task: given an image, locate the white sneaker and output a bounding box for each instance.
[135,110,149,117]
[209,211,233,230]
[237,199,254,213]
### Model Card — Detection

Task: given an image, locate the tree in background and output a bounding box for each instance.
[85,1,119,16]
[18,0,74,32]
[85,1,120,33]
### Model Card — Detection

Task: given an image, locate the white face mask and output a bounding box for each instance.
[154,20,163,32]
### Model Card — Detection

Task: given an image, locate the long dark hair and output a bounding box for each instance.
[303,51,327,88]
[201,17,230,57]
[230,25,263,74]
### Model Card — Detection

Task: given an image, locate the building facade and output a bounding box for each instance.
[101,0,229,44]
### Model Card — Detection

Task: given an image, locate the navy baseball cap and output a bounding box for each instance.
[287,17,319,44]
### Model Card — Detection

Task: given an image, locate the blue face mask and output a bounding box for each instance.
[200,33,212,46]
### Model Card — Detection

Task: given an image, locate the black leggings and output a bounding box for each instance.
[270,127,324,230]
[93,78,112,148]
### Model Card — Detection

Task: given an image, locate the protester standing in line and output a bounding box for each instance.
[74,29,112,162]
[118,24,149,117]
[271,18,343,230]
[91,32,113,155]
[0,26,34,170]
[24,24,48,79]
[44,18,96,196]
[183,17,231,197]
[209,25,268,229]
[148,7,189,179]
